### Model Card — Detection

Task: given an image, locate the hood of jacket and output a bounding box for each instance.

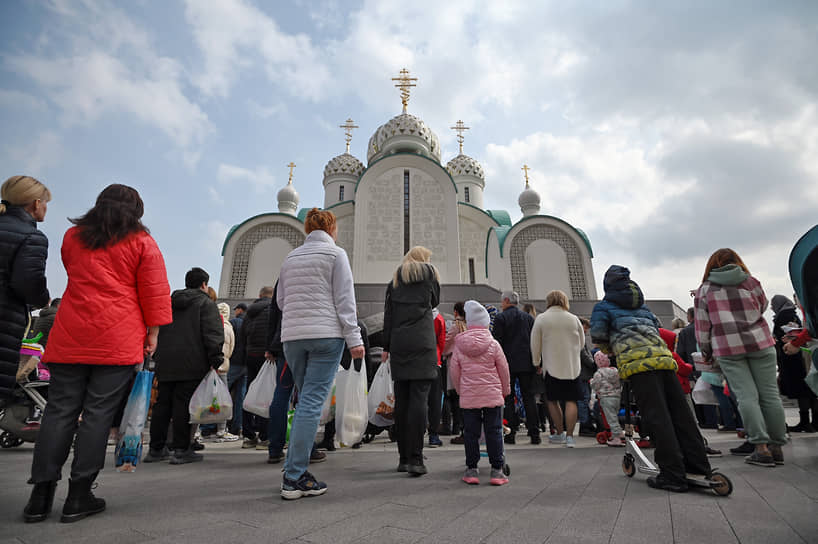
[38,305,58,318]
[455,328,495,358]
[171,288,208,310]
[659,328,676,351]
[217,302,230,322]
[602,265,645,309]
[771,294,796,316]
[246,297,270,319]
[707,264,748,286]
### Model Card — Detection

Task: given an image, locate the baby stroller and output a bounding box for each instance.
[619,381,733,496]
[595,395,651,448]
[0,339,48,448]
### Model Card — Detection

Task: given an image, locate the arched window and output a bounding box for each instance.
[464,186,470,203]
[339,185,345,202]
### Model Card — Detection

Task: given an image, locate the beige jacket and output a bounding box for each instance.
[217,302,235,374]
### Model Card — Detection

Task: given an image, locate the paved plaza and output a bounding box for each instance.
[1,418,817,544]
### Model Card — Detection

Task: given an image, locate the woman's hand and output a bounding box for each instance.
[381,350,389,362]
[349,344,365,360]
[144,326,159,355]
[783,342,800,355]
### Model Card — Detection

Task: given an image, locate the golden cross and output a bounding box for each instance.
[391,68,417,113]
[339,118,358,153]
[287,162,296,184]
[450,120,470,154]
[522,164,531,186]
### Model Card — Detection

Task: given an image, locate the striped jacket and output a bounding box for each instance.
[694,265,774,358]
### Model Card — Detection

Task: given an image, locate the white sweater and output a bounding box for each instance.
[277,230,362,347]
[530,306,584,380]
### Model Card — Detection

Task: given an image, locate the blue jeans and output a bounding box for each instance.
[268,356,294,456]
[282,338,345,481]
[577,380,591,425]
[711,383,743,429]
[462,406,504,470]
[227,364,246,435]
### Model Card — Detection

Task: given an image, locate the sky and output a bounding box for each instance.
[2,0,817,311]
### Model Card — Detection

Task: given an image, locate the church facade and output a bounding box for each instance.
[219,72,597,311]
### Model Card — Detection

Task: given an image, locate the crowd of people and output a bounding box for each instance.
[0,174,815,522]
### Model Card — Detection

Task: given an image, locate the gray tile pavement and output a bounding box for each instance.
[1,422,817,544]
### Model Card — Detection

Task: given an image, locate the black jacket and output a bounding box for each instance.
[154,288,223,382]
[383,264,440,381]
[0,206,49,398]
[265,283,283,357]
[492,305,535,374]
[579,343,596,381]
[676,322,697,366]
[242,297,272,359]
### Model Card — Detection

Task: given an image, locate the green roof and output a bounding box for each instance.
[485,225,512,275]
[221,212,304,256]
[296,208,310,223]
[486,210,512,226]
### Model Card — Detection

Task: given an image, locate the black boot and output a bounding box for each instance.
[23,481,57,523]
[61,478,105,523]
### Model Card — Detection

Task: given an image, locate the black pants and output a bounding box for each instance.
[630,370,711,481]
[150,379,199,452]
[463,406,504,469]
[504,372,540,438]
[242,354,268,441]
[427,366,443,434]
[394,379,432,466]
[31,364,135,483]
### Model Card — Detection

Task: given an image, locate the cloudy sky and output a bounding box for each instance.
[2,0,817,311]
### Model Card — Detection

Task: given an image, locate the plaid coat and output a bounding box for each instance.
[694,267,774,358]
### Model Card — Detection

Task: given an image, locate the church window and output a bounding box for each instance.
[464,187,470,203]
[339,185,345,202]
[468,258,475,284]
[403,170,410,254]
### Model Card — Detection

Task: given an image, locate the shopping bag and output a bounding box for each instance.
[243,360,276,417]
[115,370,154,472]
[334,362,368,446]
[805,352,818,396]
[691,377,718,405]
[319,374,337,425]
[367,362,395,427]
[189,369,233,424]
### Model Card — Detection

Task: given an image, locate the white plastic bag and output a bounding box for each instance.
[319,373,337,426]
[367,362,395,427]
[691,377,718,406]
[243,360,277,417]
[189,369,233,423]
[334,363,368,446]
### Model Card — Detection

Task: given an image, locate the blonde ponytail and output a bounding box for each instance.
[0,175,51,215]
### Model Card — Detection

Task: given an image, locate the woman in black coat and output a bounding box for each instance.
[382,246,440,476]
[0,175,51,401]
[771,295,817,432]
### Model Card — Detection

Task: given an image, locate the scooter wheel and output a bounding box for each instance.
[503,463,511,476]
[622,453,636,477]
[710,472,733,496]
[0,431,23,448]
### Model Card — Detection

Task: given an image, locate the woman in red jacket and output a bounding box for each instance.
[24,184,171,524]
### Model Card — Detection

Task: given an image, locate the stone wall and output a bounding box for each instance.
[410,170,447,264]
[458,215,487,283]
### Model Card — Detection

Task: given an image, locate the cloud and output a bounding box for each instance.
[3,130,63,175]
[184,0,331,100]
[0,89,47,112]
[217,163,276,193]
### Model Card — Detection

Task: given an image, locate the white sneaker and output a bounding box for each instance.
[565,436,575,448]
[215,432,240,443]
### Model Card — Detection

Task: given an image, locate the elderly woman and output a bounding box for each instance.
[24,184,171,523]
[530,290,585,448]
[276,209,363,500]
[0,175,51,402]
[695,249,787,467]
[383,246,441,476]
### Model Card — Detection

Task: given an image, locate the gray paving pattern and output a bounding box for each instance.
[1,424,817,544]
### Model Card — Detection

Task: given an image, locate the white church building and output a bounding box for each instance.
[219,70,598,315]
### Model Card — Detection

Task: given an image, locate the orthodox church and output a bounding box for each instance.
[218,70,597,308]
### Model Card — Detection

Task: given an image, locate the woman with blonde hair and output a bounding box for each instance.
[0,175,51,402]
[383,246,441,476]
[530,290,585,447]
[694,248,786,467]
[276,208,363,499]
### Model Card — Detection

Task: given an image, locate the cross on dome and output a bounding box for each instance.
[339,118,358,153]
[287,162,296,184]
[522,164,531,187]
[392,68,417,113]
[450,120,470,154]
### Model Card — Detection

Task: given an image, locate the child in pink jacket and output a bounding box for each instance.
[449,300,511,485]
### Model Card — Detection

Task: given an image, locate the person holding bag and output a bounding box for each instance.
[0,175,51,402]
[24,184,171,523]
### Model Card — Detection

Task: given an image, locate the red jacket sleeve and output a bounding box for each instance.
[674,352,692,378]
[434,314,446,365]
[137,234,172,327]
[792,328,812,348]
